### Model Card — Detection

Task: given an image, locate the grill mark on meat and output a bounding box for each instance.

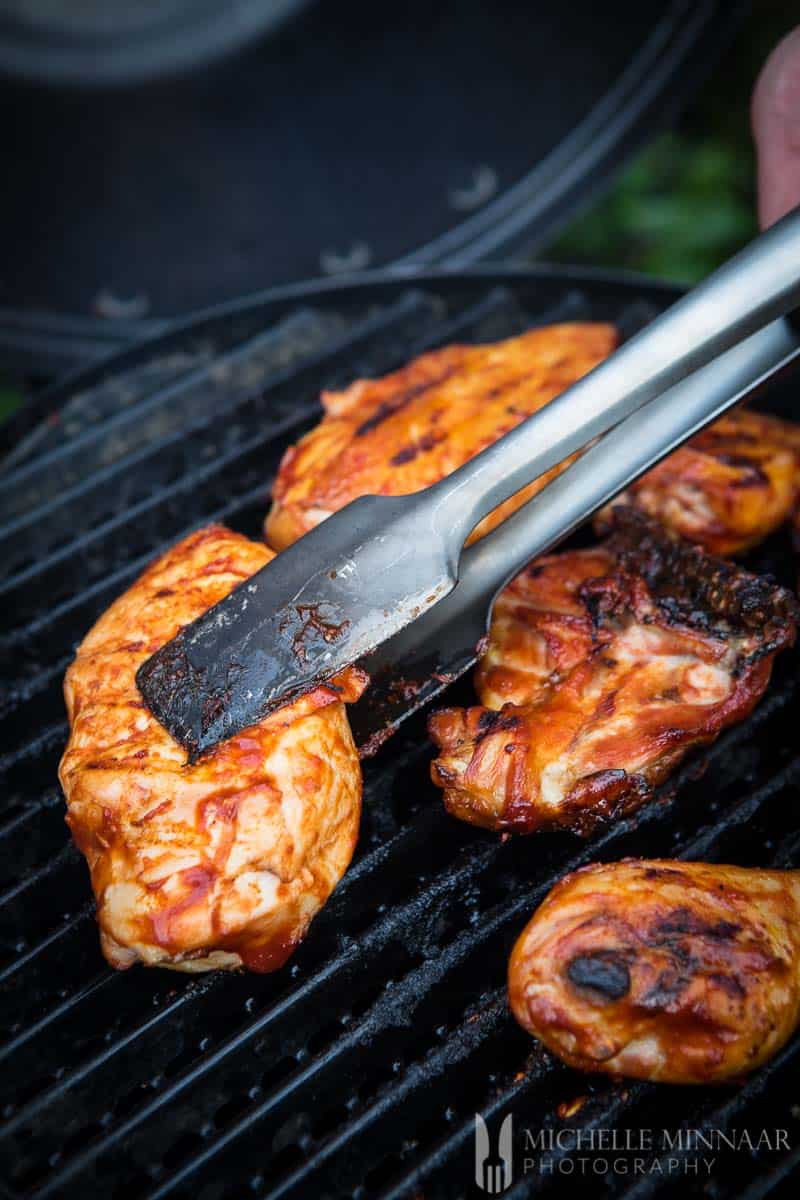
[651,907,741,941]
[639,968,694,1010]
[715,453,768,481]
[354,367,458,436]
[710,973,747,999]
[390,431,446,466]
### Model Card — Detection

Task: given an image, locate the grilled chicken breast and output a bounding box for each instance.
[508,859,800,1084]
[59,525,367,973]
[595,408,800,556]
[265,323,617,551]
[429,513,797,836]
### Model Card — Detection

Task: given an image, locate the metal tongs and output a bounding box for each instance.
[138,207,800,758]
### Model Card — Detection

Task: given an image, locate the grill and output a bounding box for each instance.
[1,268,799,1200]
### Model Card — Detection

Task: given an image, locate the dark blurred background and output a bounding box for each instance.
[544,1,793,279]
[0,1,797,425]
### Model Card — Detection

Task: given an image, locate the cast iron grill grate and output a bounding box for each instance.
[0,270,798,1199]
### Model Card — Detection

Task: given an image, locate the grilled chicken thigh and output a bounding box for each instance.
[474,545,615,711]
[265,323,616,551]
[508,859,800,1084]
[595,408,800,556]
[59,525,367,973]
[430,513,797,836]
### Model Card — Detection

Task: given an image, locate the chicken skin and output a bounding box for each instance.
[265,323,617,551]
[429,513,798,836]
[59,525,367,974]
[474,545,615,712]
[595,408,800,556]
[508,859,800,1084]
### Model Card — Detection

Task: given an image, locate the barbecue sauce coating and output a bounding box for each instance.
[508,859,800,1084]
[264,322,617,551]
[595,408,800,556]
[429,512,798,836]
[59,525,367,973]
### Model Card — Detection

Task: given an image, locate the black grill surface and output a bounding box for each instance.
[1,270,799,1199]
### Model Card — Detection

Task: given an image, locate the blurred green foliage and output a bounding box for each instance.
[544,3,798,282]
[546,133,755,283]
[0,381,22,420]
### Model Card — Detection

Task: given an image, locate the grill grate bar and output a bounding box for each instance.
[0,656,69,719]
[0,794,447,1120]
[0,288,523,611]
[0,973,112,1066]
[154,994,514,1200]
[376,1063,535,1200]
[410,286,588,355]
[330,753,800,1200]
[621,1035,800,1199]
[0,421,288,610]
[0,985,208,1142]
[0,307,340,525]
[0,726,67,786]
[500,1089,650,1200]
[0,906,93,987]
[0,794,64,862]
[0,292,438,568]
[0,475,273,676]
[0,844,78,911]
[142,971,515,1198]
[739,1142,800,1200]
[19,837,504,1193]
[0,800,53,843]
[4,668,797,1179]
[674,756,800,861]
[37,720,800,1199]
[389,821,800,1200]
[3,297,547,664]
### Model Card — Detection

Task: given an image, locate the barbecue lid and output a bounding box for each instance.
[1,0,747,328]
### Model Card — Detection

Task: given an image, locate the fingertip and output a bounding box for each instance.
[752,27,800,134]
[752,26,800,228]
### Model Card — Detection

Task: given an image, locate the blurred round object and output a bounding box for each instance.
[1,0,749,320]
[0,0,313,85]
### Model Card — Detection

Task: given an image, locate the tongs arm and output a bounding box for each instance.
[463,315,800,595]
[426,205,800,551]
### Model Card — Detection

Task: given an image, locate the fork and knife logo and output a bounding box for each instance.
[475,1113,513,1193]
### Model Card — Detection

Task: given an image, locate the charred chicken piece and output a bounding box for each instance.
[430,512,798,836]
[59,525,367,974]
[265,322,617,551]
[508,859,800,1084]
[595,408,800,556]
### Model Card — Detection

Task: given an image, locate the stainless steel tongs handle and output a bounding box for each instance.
[425,204,800,553]
[460,314,800,602]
